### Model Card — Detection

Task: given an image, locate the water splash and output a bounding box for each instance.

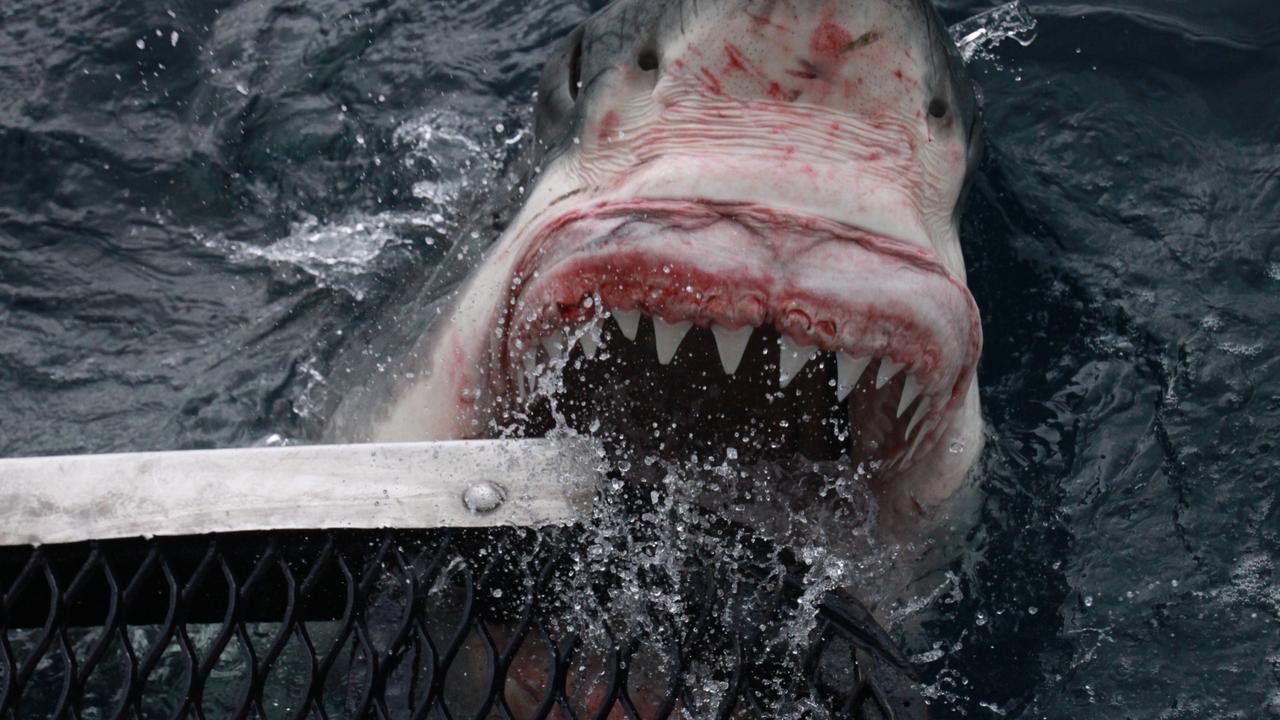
[1212,553,1280,620]
[215,108,524,303]
[222,212,438,300]
[533,446,889,719]
[489,320,953,717]
[950,1,1039,63]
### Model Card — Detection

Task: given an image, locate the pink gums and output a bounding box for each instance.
[502,200,981,424]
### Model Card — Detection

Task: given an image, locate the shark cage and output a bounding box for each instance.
[0,440,926,719]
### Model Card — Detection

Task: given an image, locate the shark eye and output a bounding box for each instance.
[637,47,659,72]
[568,37,583,101]
[928,97,949,118]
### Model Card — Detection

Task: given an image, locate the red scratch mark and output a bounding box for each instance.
[767,82,799,102]
[724,43,748,72]
[786,63,819,80]
[700,68,723,95]
[747,13,789,32]
[597,111,619,143]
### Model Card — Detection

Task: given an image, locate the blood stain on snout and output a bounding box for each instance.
[810,16,854,59]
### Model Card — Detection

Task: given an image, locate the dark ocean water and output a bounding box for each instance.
[1,0,1278,716]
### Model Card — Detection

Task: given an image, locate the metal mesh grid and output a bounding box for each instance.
[0,528,925,719]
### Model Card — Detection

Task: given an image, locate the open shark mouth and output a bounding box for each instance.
[498,200,982,475]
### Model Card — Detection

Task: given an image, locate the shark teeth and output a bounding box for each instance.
[652,317,693,365]
[520,351,539,398]
[836,353,872,401]
[533,312,936,408]
[778,336,813,388]
[897,374,923,417]
[522,309,943,466]
[904,416,937,463]
[711,325,753,375]
[540,330,565,359]
[611,309,640,341]
[905,398,930,438]
[875,358,905,389]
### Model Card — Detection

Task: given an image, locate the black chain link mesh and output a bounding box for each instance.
[0,528,926,719]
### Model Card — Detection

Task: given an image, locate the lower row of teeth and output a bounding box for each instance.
[517,310,940,461]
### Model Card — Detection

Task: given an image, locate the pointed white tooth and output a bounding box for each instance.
[521,352,539,397]
[875,358,904,389]
[896,374,923,417]
[906,398,930,438]
[653,318,692,365]
[540,330,565,359]
[836,353,872,401]
[711,325,753,375]
[778,336,813,388]
[905,430,927,463]
[611,309,640,341]
[578,332,598,359]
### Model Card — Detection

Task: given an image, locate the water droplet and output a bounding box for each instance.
[136,38,147,50]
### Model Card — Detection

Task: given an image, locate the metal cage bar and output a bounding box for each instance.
[0,528,927,719]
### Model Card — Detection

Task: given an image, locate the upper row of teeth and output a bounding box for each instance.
[521,309,935,439]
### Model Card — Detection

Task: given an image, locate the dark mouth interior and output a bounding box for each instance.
[514,317,916,469]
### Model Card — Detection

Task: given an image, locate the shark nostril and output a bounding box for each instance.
[928,97,949,118]
[637,48,659,72]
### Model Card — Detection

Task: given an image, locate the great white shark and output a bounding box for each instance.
[341,0,985,522]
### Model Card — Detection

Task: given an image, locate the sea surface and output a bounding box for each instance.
[1,0,1278,717]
